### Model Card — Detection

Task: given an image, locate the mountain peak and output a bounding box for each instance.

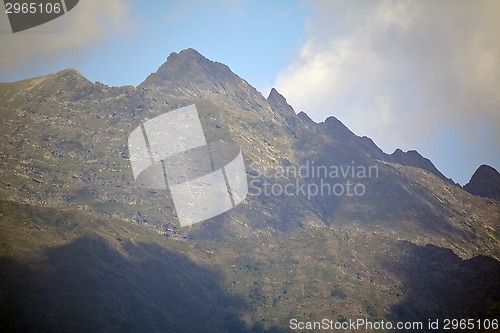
[139,48,239,93]
[164,48,211,66]
[177,48,206,60]
[323,115,351,131]
[297,111,315,122]
[390,149,450,182]
[267,87,307,134]
[319,115,357,143]
[268,87,280,98]
[464,165,500,200]
[267,88,289,108]
[139,48,271,116]
[44,68,90,84]
[55,68,83,77]
[13,68,93,94]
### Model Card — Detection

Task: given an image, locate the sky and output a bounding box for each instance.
[0,0,499,185]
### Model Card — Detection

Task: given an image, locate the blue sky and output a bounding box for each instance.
[78,0,312,91]
[0,1,311,90]
[1,0,499,185]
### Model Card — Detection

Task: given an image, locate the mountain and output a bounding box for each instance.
[464,164,500,200]
[1,48,499,332]
[389,148,450,182]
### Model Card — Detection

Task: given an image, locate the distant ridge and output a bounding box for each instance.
[464,165,500,200]
[389,148,451,182]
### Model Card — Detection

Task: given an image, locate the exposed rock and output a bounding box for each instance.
[464,164,500,200]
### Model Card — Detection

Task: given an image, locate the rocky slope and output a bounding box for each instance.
[464,164,500,200]
[0,48,499,331]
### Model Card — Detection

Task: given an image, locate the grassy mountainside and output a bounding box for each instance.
[0,199,283,332]
[1,199,498,332]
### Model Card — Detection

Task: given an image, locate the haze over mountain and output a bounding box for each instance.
[0,49,498,332]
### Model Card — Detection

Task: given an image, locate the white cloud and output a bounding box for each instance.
[0,0,134,75]
[275,0,500,183]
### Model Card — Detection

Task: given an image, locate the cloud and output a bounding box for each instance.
[0,0,134,75]
[275,0,500,183]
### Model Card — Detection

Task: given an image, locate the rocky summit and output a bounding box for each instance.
[464,164,500,201]
[0,49,499,332]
